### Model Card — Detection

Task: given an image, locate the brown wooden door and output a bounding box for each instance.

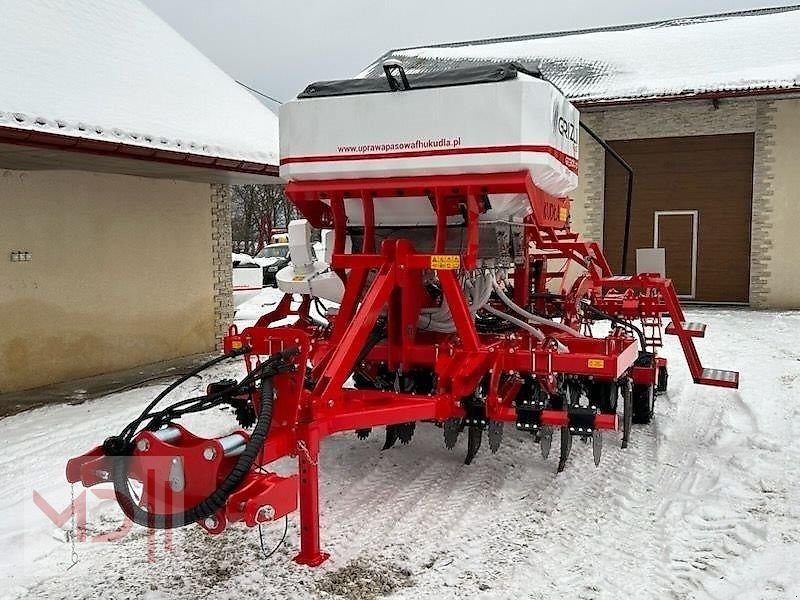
[604,133,753,303]
[655,212,697,297]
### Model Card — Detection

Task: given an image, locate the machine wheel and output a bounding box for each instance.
[632,384,654,424]
[656,366,669,394]
[621,379,632,449]
[589,382,618,414]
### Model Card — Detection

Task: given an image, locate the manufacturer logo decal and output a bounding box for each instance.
[557,117,578,144]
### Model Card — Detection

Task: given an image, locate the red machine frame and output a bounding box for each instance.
[238,171,736,564]
[68,170,738,567]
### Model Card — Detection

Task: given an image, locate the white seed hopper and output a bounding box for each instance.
[280,63,580,226]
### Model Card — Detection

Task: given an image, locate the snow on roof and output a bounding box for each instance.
[0,0,278,168]
[358,6,800,105]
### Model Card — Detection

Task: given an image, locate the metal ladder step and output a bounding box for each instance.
[653,279,739,389]
[697,368,739,388]
[665,321,707,338]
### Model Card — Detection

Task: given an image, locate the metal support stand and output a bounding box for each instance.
[293,427,329,566]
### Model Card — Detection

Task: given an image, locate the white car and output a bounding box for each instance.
[232,253,264,306]
[250,243,291,287]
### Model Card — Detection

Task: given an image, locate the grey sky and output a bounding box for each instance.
[142,0,798,111]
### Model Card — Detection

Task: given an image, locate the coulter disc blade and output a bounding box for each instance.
[443,418,461,450]
[398,422,416,445]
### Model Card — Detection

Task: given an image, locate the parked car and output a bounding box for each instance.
[231,253,264,306]
[251,243,291,286]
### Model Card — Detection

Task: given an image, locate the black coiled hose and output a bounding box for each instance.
[112,354,290,529]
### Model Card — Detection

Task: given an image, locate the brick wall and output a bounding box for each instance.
[573,112,607,243]
[586,98,757,141]
[211,183,233,348]
[750,101,777,307]
[571,97,786,306]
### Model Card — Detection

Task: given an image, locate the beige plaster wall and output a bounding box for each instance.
[761,99,800,308]
[0,170,215,393]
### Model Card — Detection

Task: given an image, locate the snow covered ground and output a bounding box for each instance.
[2,295,799,599]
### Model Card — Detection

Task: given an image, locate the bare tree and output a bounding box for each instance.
[231,184,298,254]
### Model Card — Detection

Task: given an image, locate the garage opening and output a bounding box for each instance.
[603,133,754,303]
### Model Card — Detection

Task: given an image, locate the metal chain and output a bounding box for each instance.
[296,440,318,466]
[258,515,289,560]
[66,483,79,570]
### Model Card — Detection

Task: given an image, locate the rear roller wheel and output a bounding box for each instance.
[621,379,632,449]
[632,384,655,424]
[657,365,668,394]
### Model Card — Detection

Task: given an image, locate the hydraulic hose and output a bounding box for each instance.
[121,349,248,441]
[580,300,647,350]
[419,271,493,333]
[483,304,545,343]
[491,275,583,338]
[483,304,568,353]
[111,358,286,529]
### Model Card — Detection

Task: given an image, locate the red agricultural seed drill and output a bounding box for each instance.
[68,63,738,566]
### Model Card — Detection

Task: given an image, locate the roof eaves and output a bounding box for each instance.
[574,84,800,108]
[0,125,279,177]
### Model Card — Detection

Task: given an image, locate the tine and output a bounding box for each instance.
[540,427,553,460]
[592,430,603,466]
[356,428,372,440]
[464,426,483,465]
[382,425,399,450]
[557,427,572,473]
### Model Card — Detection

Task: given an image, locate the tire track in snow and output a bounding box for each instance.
[319,426,505,563]
[531,425,674,598]
[334,458,460,561]
[387,425,671,599]
[654,388,768,597]
[348,426,548,595]
[380,435,510,559]
[320,436,432,561]
[411,414,679,599]
[450,451,574,598]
